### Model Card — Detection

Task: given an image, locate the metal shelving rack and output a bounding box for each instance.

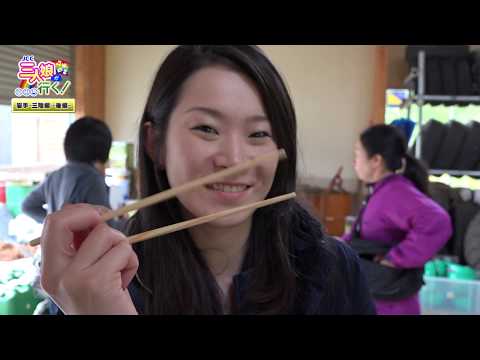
[410,50,480,178]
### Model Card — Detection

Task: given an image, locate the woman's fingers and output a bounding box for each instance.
[40,203,139,315]
[121,251,139,291]
[91,241,139,290]
[380,259,395,268]
[42,204,102,251]
[69,219,138,290]
[40,204,102,293]
[70,222,126,271]
[91,205,111,216]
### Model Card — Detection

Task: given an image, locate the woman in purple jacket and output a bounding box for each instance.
[343,125,452,315]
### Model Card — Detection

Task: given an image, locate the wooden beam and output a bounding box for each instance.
[74,45,105,120]
[370,46,388,125]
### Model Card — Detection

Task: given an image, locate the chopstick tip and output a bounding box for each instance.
[29,238,41,247]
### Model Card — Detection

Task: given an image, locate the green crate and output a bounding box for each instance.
[5,183,35,218]
[0,285,42,315]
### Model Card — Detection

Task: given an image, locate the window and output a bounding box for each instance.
[0,105,12,165]
[0,104,75,168]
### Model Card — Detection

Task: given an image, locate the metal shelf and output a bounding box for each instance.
[414,95,480,103]
[429,170,480,177]
[411,51,480,175]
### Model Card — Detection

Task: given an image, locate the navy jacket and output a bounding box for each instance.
[128,206,377,315]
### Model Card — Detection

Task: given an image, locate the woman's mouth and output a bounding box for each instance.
[206,183,252,193]
[205,183,253,202]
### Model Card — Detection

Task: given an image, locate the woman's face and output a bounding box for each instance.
[162,65,279,227]
[354,141,376,183]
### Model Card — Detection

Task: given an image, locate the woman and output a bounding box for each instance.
[343,124,452,315]
[40,45,375,315]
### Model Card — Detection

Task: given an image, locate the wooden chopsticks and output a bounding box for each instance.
[128,192,295,245]
[29,149,288,247]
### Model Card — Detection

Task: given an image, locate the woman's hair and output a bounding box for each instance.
[127,45,303,314]
[360,124,429,195]
[64,116,112,164]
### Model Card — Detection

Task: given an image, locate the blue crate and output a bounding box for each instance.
[420,276,480,315]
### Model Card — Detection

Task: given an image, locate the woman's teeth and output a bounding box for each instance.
[208,184,249,193]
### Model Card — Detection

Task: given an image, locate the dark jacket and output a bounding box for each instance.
[128,206,377,315]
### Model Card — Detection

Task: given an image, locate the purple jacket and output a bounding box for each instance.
[343,174,452,269]
[342,175,452,315]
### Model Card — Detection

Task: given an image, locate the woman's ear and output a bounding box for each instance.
[371,154,384,169]
[144,122,166,168]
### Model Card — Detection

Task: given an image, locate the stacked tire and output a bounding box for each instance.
[406,46,480,106]
[412,119,480,173]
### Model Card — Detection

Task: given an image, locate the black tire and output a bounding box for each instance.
[440,58,457,96]
[413,119,447,168]
[451,195,480,265]
[457,58,473,96]
[471,50,480,95]
[455,121,480,170]
[406,46,470,67]
[426,58,444,105]
[434,120,468,171]
[465,211,480,269]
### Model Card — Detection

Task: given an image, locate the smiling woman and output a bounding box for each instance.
[39,46,376,315]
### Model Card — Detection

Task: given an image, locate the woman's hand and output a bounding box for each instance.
[374,255,396,268]
[40,204,139,315]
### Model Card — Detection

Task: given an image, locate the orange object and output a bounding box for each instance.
[313,167,353,237]
[0,182,6,204]
[0,241,24,261]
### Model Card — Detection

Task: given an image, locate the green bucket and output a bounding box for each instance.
[447,264,477,281]
[5,182,35,218]
[0,288,16,315]
[424,259,451,278]
[424,261,437,277]
[434,259,449,277]
[0,285,42,315]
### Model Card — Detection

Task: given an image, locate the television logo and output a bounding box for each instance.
[15,55,71,98]
[12,55,75,113]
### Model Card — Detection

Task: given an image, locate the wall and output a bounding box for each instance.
[386,45,408,88]
[105,45,176,142]
[105,45,377,192]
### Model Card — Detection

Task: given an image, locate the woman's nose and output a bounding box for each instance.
[213,137,248,169]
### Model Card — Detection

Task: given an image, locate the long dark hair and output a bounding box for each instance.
[360,124,429,195]
[127,46,302,314]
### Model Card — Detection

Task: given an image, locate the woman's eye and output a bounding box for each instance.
[250,131,271,139]
[192,125,219,135]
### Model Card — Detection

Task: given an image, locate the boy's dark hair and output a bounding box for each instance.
[64,116,113,164]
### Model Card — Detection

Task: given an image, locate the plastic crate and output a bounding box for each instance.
[0,284,42,315]
[5,183,34,218]
[420,276,480,315]
[0,258,42,315]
